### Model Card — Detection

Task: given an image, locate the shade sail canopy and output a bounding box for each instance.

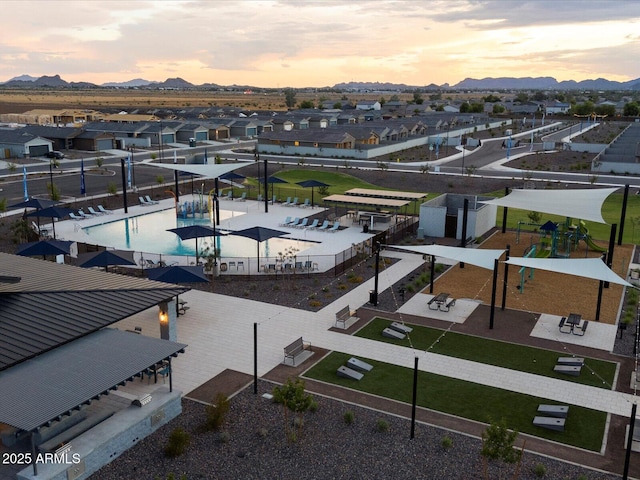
[9,197,57,210]
[296,179,330,188]
[150,162,250,179]
[388,244,506,271]
[78,249,137,269]
[17,240,74,257]
[480,188,617,224]
[26,206,75,219]
[168,225,223,240]
[505,257,632,287]
[147,265,209,283]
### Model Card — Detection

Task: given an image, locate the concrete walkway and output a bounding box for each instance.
[113,250,639,421]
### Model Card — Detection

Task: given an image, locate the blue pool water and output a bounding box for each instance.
[83,209,317,257]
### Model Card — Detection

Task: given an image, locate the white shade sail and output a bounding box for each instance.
[480,188,617,224]
[150,162,251,179]
[505,257,631,287]
[388,244,505,270]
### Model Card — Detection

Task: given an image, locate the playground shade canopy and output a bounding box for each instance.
[323,194,410,209]
[150,162,251,179]
[480,188,617,224]
[345,188,427,201]
[388,244,506,270]
[505,257,631,287]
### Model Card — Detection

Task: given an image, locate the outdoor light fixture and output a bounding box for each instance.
[159,302,169,324]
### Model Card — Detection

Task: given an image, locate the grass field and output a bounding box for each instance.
[304,351,607,452]
[486,189,640,244]
[356,318,617,389]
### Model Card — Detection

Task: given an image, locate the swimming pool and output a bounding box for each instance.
[83,209,317,257]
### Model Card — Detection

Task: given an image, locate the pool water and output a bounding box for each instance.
[83,209,316,257]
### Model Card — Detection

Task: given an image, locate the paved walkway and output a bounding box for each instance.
[113,249,639,421]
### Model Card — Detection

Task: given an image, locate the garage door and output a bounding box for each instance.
[195,131,208,141]
[96,139,113,151]
[29,145,49,157]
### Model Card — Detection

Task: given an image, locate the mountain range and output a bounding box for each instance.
[2,74,640,91]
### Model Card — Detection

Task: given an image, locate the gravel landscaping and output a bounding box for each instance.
[92,381,618,480]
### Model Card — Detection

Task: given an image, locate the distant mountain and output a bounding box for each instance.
[101,78,155,87]
[453,76,640,90]
[150,77,195,89]
[4,74,38,83]
[333,81,440,91]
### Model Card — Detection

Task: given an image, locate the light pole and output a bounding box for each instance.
[48,160,57,200]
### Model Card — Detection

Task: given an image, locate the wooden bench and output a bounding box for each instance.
[283,337,311,366]
[38,409,115,453]
[335,305,359,328]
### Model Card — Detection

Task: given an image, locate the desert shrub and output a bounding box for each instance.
[164,428,190,458]
[337,284,348,290]
[347,275,363,284]
[375,419,389,433]
[344,410,355,425]
[533,463,546,477]
[218,431,231,443]
[309,300,321,307]
[309,399,319,413]
[441,435,453,449]
[204,393,230,431]
[257,427,268,438]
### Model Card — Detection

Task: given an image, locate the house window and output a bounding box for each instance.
[294,141,299,146]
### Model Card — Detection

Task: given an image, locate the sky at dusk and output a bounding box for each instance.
[1,0,639,87]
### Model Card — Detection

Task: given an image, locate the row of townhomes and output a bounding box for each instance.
[0,102,508,160]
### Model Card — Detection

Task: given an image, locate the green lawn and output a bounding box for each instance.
[356,318,617,389]
[304,351,607,452]
[242,169,438,204]
[486,190,640,244]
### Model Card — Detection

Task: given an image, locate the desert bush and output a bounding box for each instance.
[344,410,355,425]
[204,393,230,431]
[375,419,389,433]
[441,435,453,449]
[164,428,190,458]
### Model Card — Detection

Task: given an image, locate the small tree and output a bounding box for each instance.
[527,211,542,224]
[203,393,230,431]
[107,182,118,197]
[481,418,524,480]
[272,377,314,442]
[284,88,296,109]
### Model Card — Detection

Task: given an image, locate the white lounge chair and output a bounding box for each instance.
[145,195,159,205]
[87,206,103,216]
[287,217,301,227]
[97,205,113,214]
[306,219,319,229]
[139,196,151,206]
[77,209,93,219]
[316,220,330,231]
[282,197,292,207]
[69,212,85,220]
[238,192,247,201]
[279,216,292,227]
[300,199,310,208]
[327,221,340,233]
[295,218,309,229]
[290,197,299,207]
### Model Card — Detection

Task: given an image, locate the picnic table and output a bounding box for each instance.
[566,313,581,332]
[428,292,455,311]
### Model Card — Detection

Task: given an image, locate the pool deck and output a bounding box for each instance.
[54,197,377,272]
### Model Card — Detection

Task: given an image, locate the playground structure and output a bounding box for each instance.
[516,217,607,259]
[176,189,210,219]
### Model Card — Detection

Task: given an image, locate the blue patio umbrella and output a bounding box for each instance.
[147,265,209,284]
[230,226,289,272]
[264,176,287,201]
[17,239,73,259]
[9,197,57,210]
[167,225,225,264]
[78,249,136,272]
[26,205,75,239]
[296,179,331,207]
[219,171,246,181]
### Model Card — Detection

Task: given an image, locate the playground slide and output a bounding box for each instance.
[579,220,607,253]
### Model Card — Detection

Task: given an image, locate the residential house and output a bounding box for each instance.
[0,129,53,159]
[356,100,381,111]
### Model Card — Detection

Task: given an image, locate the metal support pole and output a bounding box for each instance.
[48,161,55,200]
[264,155,269,213]
[168,357,173,393]
[619,185,629,246]
[489,259,499,329]
[501,187,509,233]
[501,245,510,310]
[623,403,637,480]
[174,171,179,202]
[410,356,419,439]
[214,178,220,226]
[120,158,128,214]
[605,224,617,288]
[372,243,380,306]
[430,255,435,294]
[596,280,603,322]
[254,322,258,394]
[460,198,469,268]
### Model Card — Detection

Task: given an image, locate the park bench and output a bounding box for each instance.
[335,305,359,329]
[38,409,115,453]
[283,337,311,366]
